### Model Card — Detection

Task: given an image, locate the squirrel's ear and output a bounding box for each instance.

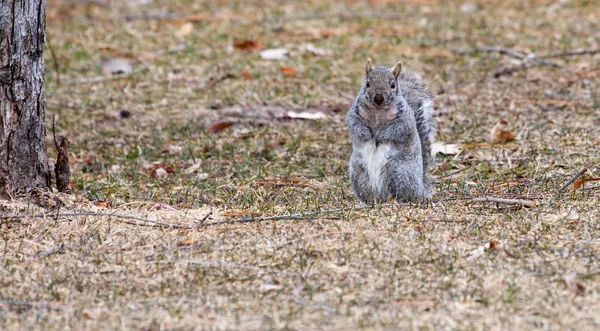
[365,59,374,77]
[392,61,402,80]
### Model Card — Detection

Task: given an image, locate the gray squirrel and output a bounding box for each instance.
[347,59,436,203]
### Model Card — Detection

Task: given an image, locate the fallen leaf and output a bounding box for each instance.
[489,120,516,143]
[563,272,586,296]
[194,173,209,181]
[147,163,176,178]
[260,284,284,292]
[163,144,184,155]
[153,167,168,179]
[281,67,298,77]
[206,121,233,134]
[301,43,332,56]
[94,201,110,208]
[233,38,265,52]
[460,3,478,14]
[260,48,288,60]
[242,70,253,80]
[177,239,195,247]
[466,242,498,261]
[100,58,133,74]
[176,22,194,38]
[573,177,600,192]
[431,142,462,156]
[284,111,327,120]
[81,311,95,320]
[185,162,202,174]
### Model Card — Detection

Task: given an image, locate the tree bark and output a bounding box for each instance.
[0,0,50,198]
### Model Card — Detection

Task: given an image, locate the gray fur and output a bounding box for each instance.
[347,62,436,203]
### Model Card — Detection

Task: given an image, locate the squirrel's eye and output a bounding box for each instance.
[366,81,370,88]
[391,82,396,89]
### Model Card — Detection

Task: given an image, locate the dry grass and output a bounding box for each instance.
[2,0,600,329]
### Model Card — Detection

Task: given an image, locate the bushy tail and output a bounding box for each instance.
[416,98,436,194]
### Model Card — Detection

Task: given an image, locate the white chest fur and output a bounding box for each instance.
[356,141,393,193]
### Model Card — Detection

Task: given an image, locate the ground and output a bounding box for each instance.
[1,0,600,330]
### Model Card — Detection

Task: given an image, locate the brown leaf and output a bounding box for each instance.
[94,201,110,208]
[177,239,195,247]
[489,119,516,143]
[242,70,253,80]
[281,67,298,77]
[148,163,176,178]
[233,38,265,52]
[206,121,233,134]
[573,177,600,192]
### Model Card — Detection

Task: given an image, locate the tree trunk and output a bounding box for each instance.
[0,0,50,198]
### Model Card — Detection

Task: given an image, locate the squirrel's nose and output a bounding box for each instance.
[374,94,384,105]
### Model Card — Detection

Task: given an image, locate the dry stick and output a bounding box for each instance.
[46,36,61,85]
[469,197,536,208]
[63,65,148,85]
[454,46,527,60]
[453,46,572,79]
[203,197,489,227]
[0,212,191,229]
[263,11,406,22]
[422,218,474,223]
[553,168,588,200]
[119,11,406,23]
[435,165,473,180]
[540,49,600,59]
[166,260,307,278]
[0,197,533,230]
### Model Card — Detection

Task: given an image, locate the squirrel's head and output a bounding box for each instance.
[361,59,402,109]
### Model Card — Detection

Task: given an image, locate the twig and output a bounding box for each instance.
[553,168,587,200]
[492,60,566,78]
[435,165,472,180]
[469,197,536,208]
[453,46,573,79]
[195,210,212,229]
[63,65,148,85]
[0,212,191,229]
[420,218,473,223]
[540,49,600,59]
[119,11,406,23]
[263,11,406,22]
[453,46,526,60]
[203,197,475,227]
[166,260,307,278]
[46,35,61,85]
[52,115,59,151]
[0,299,68,311]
